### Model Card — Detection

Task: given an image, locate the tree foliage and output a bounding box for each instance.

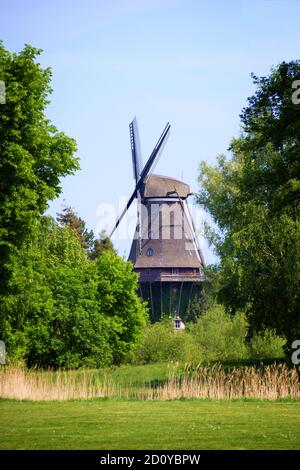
[90,229,116,260]
[197,61,300,348]
[56,206,115,259]
[1,217,147,368]
[56,205,94,251]
[0,42,79,291]
[0,43,147,367]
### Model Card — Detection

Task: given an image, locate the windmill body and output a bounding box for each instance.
[110,118,204,321]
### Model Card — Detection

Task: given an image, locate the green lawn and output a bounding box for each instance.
[1,398,300,450]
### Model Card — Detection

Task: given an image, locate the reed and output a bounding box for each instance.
[0,363,299,401]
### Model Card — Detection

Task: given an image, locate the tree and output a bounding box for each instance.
[0,43,79,291]
[57,207,115,259]
[3,216,147,367]
[24,218,112,368]
[0,43,147,367]
[90,229,116,260]
[93,250,147,364]
[197,61,300,349]
[56,205,94,252]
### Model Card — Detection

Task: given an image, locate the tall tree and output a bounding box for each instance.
[56,207,115,258]
[197,61,300,349]
[90,229,116,260]
[17,217,147,368]
[0,43,79,291]
[56,205,94,251]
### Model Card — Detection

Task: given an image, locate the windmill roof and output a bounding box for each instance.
[143,174,190,199]
[129,238,201,268]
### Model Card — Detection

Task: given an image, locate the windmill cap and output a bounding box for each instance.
[143,174,190,199]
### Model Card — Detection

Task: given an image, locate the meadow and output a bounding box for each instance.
[0,362,300,450]
[1,397,300,450]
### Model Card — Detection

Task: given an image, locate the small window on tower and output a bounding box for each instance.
[148,231,154,239]
[146,247,154,257]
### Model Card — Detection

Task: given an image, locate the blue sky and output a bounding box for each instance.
[1,0,300,263]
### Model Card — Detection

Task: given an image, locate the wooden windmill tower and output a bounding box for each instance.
[110,118,204,321]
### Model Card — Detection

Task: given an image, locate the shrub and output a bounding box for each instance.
[189,305,249,361]
[249,329,286,359]
[134,318,202,364]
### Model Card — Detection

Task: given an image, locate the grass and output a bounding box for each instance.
[1,362,299,400]
[0,398,300,449]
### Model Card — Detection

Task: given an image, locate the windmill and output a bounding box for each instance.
[110,118,204,322]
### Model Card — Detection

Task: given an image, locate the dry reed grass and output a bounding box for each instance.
[0,363,299,401]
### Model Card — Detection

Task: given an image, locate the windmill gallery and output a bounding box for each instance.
[110,119,205,322]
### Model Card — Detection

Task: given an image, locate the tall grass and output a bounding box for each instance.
[0,366,116,400]
[155,364,300,400]
[0,364,299,401]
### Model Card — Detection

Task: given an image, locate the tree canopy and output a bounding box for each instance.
[0,43,147,367]
[56,206,115,259]
[197,61,300,348]
[0,42,79,290]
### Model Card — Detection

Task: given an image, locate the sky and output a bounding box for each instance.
[1,0,300,263]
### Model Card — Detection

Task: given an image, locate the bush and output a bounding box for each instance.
[132,305,287,365]
[249,329,286,359]
[134,318,202,364]
[188,305,249,361]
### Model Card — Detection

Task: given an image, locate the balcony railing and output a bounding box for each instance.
[138,271,205,282]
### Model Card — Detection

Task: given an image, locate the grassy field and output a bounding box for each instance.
[1,363,299,449]
[1,398,300,450]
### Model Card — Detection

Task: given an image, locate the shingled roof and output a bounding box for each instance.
[128,175,202,269]
[143,174,191,199]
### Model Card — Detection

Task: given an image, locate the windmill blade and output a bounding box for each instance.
[110,122,170,239]
[139,122,170,184]
[129,117,143,185]
[184,200,205,266]
[109,188,137,238]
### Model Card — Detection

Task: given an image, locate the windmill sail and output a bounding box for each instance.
[130,117,143,185]
[109,121,170,237]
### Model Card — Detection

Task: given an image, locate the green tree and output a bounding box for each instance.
[0,43,78,290]
[56,205,94,252]
[197,61,300,349]
[4,216,147,367]
[93,250,147,364]
[22,219,112,368]
[56,207,115,259]
[0,43,78,356]
[90,229,116,260]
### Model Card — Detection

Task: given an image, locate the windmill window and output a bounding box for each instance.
[148,231,154,239]
[189,250,193,256]
[146,247,154,257]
